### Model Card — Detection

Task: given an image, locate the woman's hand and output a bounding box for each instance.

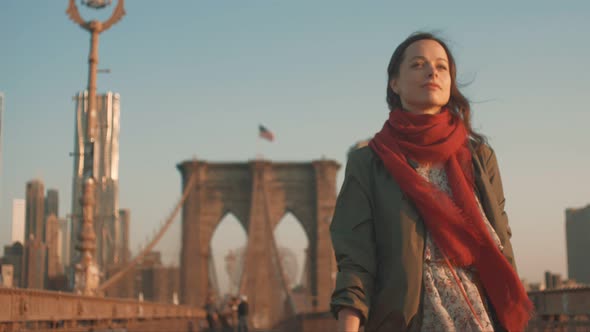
[337,307,361,332]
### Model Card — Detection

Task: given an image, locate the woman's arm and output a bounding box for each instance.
[480,145,519,271]
[483,147,510,235]
[330,149,377,329]
[337,307,362,332]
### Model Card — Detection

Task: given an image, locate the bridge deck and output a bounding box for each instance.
[0,287,204,332]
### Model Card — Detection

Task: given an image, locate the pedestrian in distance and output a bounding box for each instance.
[237,295,249,332]
[204,294,219,332]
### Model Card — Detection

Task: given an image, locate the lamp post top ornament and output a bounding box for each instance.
[66,0,125,33]
[83,0,112,9]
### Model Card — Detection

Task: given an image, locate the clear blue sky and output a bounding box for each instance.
[1,1,589,288]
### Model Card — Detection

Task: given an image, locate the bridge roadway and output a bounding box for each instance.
[527,286,590,331]
[1,286,589,331]
[0,287,205,332]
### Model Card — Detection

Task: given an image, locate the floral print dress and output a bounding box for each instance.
[416,163,504,332]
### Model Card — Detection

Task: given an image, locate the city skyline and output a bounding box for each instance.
[1,1,590,285]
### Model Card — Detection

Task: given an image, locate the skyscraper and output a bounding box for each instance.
[59,217,70,268]
[45,215,63,278]
[45,189,59,218]
[566,204,590,285]
[25,180,45,241]
[22,237,47,289]
[11,199,25,244]
[70,91,120,269]
[1,242,23,288]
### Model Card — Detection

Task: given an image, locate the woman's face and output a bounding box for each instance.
[390,39,452,115]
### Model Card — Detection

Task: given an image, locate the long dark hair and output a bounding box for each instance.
[386,32,487,148]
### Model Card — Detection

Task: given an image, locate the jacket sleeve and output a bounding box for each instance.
[482,146,518,271]
[329,151,376,324]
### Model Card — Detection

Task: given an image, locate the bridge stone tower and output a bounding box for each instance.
[177,158,339,328]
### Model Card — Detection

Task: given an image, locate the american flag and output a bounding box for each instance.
[258,125,275,142]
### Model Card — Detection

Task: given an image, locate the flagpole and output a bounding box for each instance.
[256,135,262,160]
[257,124,274,160]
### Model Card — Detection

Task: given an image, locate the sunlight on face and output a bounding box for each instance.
[390,39,452,115]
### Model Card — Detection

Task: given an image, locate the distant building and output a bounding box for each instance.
[545,271,567,289]
[104,251,179,304]
[545,271,554,289]
[140,265,180,304]
[522,279,542,292]
[25,179,45,241]
[11,199,25,244]
[0,264,14,287]
[58,217,70,268]
[1,242,24,288]
[543,270,585,290]
[104,263,137,299]
[45,214,63,278]
[141,251,161,268]
[45,189,59,218]
[566,205,590,285]
[70,91,121,269]
[22,236,47,289]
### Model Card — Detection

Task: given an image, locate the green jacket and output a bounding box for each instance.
[330,144,516,332]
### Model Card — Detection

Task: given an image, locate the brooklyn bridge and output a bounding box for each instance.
[1,157,344,331]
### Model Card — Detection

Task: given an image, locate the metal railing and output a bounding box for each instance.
[526,287,590,331]
[0,287,204,329]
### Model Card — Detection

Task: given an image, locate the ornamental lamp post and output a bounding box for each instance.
[66,0,125,296]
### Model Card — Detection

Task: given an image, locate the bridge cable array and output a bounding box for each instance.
[97,173,198,292]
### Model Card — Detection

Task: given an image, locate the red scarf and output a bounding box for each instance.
[369,109,532,332]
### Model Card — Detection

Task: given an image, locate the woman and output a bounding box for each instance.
[330,32,533,332]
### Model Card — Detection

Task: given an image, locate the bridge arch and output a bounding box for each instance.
[177,159,340,329]
[209,212,247,298]
[274,211,309,290]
